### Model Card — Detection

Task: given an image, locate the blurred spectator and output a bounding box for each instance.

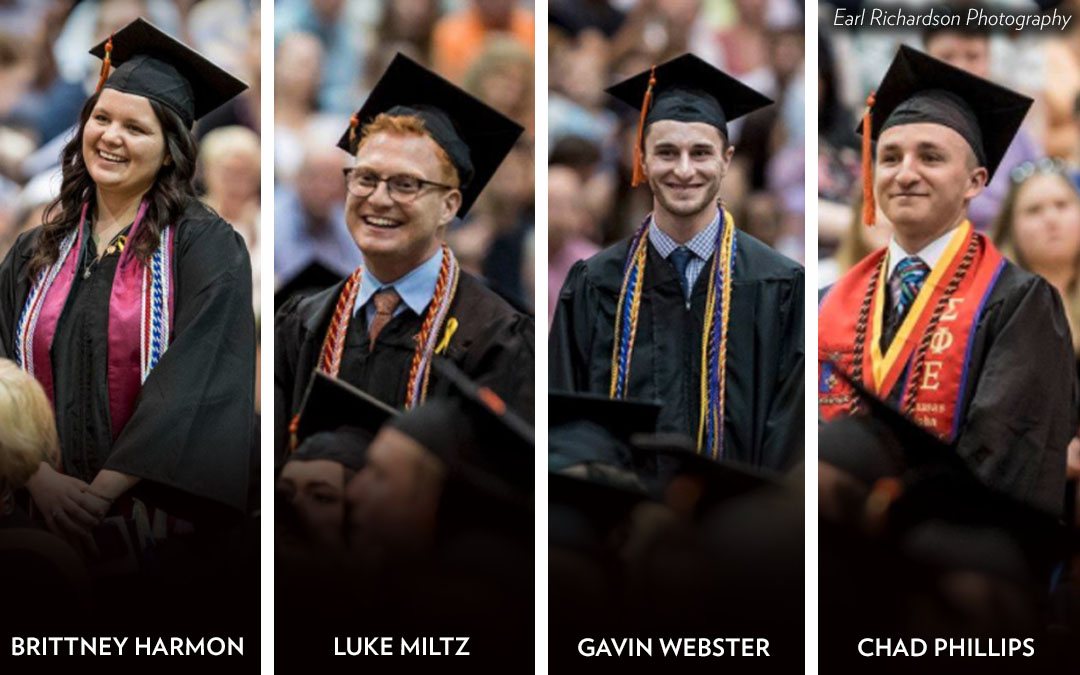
[992,160,1080,355]
[923,22,1040,232]
[463,37,534,132]
[431,0,535,84]
[274,31,324,183]
[274,138,358,288]
[372,0,441,65]
[548,164,599,324]
[274,0,367,115]
[200,125,261,313]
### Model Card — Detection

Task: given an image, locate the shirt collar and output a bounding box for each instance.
[647,209,720,261]
[355,248,443,316]
[886,227,955,278]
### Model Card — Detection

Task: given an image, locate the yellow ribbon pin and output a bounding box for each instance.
[435,318,458,355]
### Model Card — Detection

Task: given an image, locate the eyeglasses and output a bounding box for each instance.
[1009,157,1068,184]
[342,168,455,202]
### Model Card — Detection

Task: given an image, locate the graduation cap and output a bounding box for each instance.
[381,358,533,509]
[857,45,1033,225]
[606,52,773,186]
[274,260,343,312]
[634,433,781,517]
[90,18,248,128]
[288,370,397,454]
[549,391,661,440]
[336,53,524,217]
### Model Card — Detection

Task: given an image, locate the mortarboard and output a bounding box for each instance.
[289,370,397,453]
[274,260,343,313]
[336,53,524,217]
[606,53,773,186]
[549,391,661,440]
[857,45,1033,225]
[89,18,248,128]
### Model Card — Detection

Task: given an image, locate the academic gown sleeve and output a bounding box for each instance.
[549,260,596,392]
[102,212,256,515]
[0,231,37,361]
[760,268,805,472]
[956,275,1077,516]
[274,293,308,459]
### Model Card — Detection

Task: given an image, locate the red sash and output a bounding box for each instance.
[819,222,1005,442]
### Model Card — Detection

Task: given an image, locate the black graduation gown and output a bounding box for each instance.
[549,230,805,471]
[0,199,256,521]
[275,270,535,458]
[827,262,1077,517]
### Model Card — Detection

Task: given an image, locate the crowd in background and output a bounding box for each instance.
[819,0,1080,362]
[548,0,806,324]
[0,0,261,320]
[274,0,536,313]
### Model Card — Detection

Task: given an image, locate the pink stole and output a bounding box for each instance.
[17,201,175,442]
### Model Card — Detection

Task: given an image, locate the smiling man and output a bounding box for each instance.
[549,54,804,470]
[818,46,1077,515]
[275,54,534,458]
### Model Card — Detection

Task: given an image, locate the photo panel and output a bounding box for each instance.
[0,5,262,671]
[272,1,536,671]
[818,1,1080,671]
[548,0,806,671]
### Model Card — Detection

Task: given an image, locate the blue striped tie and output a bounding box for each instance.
[890,256,930,323]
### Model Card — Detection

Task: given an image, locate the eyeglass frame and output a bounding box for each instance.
[342,167,457,202]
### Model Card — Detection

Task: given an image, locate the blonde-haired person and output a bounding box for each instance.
[0,358,90,619]
[0,358,59,516]
[991,158,1080,356]
[200,124,261,244]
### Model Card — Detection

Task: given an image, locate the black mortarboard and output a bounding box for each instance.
[606,53,772,186]
[336,53,524,217]
[549,391,661,441]
[274,260,343,313]
[402,358,533,500]
[89,18,248,128]
[861,45,1032,179]
[291,370,397,451]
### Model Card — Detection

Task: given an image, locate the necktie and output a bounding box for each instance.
[883,256,929,349]
[669,247,693,302]
[368,287,401,350]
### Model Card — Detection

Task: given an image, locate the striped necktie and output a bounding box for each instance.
[883,256,929,349]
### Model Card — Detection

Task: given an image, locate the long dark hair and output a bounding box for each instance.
[29,91,198,277]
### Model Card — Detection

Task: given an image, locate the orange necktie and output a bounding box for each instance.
[368,287,401,350]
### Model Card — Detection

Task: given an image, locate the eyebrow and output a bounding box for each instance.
[879,140,949,154]
[652,142,718,151]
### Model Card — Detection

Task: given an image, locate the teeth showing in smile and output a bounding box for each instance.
[363,216,401,228]
[98,150,128,163]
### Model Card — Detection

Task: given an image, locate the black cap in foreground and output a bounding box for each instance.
[860,45,1032,179]
[90,18,248,128]
[606,52,773,142]
[549,390,661,440]
[336,53,524,217]
[292,370,397,448]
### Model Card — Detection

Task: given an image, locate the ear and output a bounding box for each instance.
[163,153,173,167]
[438,189,463,227]
[964,166,989,200]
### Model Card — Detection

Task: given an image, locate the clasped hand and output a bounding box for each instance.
[25,462,111,557]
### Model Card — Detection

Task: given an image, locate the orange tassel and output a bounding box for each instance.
[861,91,876,226]
[95,33,114,94]
[631,65,658,188]
[288,414,300,453]
[348,113,359,148]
